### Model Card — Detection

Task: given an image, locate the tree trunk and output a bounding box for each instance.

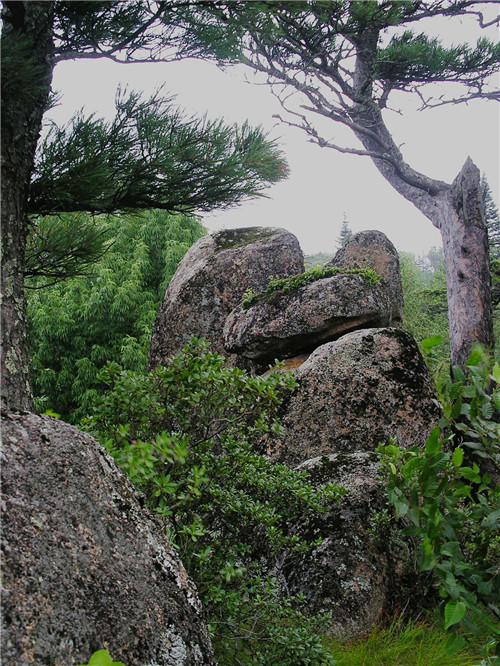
[443,158,493,366]
[350,101,493,365]
[1,1,55,412]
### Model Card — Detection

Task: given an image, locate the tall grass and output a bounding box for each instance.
[327,616,483,666]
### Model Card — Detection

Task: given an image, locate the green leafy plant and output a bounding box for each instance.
[78,649,125,666]
[28,209,205,421]
[241,266,382,309]
[378,346,500,657]
[84,338,344,664]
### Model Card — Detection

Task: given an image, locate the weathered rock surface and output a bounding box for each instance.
[267,328,438,636]
[1,412,214,666]
[277,452,412,637]
[148,227,304,368]
[328,230,404,325]
[224,274,392,365]
[268,328,439,467]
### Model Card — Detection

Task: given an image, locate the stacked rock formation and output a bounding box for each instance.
[148,226,438,636]
[148,227,304,368]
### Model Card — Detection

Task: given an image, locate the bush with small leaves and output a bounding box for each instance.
[378,345,500,658]
[84,338,343,664]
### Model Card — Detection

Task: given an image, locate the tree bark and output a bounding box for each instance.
[1,1,55,412]
[350,101,493,366]
[444,158,493,365]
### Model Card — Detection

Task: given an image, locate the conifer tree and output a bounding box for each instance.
[336,213,353,249]
[178,0,500,365]
[1,1,288,412]
[482,174,500,260]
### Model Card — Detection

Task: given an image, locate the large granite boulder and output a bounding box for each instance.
[268,328,440,467]
[224,273,392,366]
[277,452,413,637]
[267,328,438,636]
[148,227,303,368]
[1,412,214,666]
[328,230,404,325]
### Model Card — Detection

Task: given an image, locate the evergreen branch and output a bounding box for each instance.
[30,89,288,216]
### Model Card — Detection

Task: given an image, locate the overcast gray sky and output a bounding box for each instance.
[48,10,499,258]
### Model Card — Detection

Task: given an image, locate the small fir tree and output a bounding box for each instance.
[336,212,353,249]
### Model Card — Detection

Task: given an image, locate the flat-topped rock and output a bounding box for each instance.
[148,227,303,368]
[328,230,404,324]
[224,272,392,365]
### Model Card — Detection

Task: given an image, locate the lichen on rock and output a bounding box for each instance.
[1,412,214,666]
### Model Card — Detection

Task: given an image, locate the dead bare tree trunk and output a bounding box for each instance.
[444,158,493,365]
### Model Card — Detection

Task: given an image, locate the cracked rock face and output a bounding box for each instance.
[266,328,438,636]
[328,230,404,325]
[148,227,304,368]
[267,328,440,467]
[1,413,214,666]
[224,273,392,365]
[277,451,393,637]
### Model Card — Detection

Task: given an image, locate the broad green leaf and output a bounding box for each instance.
[451,396,463,419]
[444,600,467,629]
[445,634,466,655]
[482,509,500,529]
[421,335,443,351]
[493,361,500,383]
[425,427,441,456]
[79,649,126,666]
[452,447,463,467]
[466,346,483,367]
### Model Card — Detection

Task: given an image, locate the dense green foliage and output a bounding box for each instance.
[378,347,500,657]
[242,265,382,309]
[32,89,288,218]
[28,210,204,421]
[484,175,500,261]
[398,250,450,365]
[84,338,344,665]
[25,212,112,285]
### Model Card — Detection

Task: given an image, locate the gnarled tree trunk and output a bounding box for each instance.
[351,100,493,366]
[443,158,493,365]
[1,1,55,412]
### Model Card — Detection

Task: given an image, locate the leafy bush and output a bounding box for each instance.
[84,338,343,664]
[378,346,500,657]
[242,265,382,309]
[28,209,204,421]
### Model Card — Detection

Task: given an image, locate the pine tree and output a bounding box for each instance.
[181,1,500,366]
[336,213,353,249]
[1,2,289,412]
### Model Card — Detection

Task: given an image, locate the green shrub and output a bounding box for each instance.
[378,346,500,657]
[84,338,343,664]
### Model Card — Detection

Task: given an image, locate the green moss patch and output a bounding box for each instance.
[242,266,383,309]
[213,227,276,252]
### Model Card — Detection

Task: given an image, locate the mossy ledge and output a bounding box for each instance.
[213,227,277,252]
[242,266,383,309]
